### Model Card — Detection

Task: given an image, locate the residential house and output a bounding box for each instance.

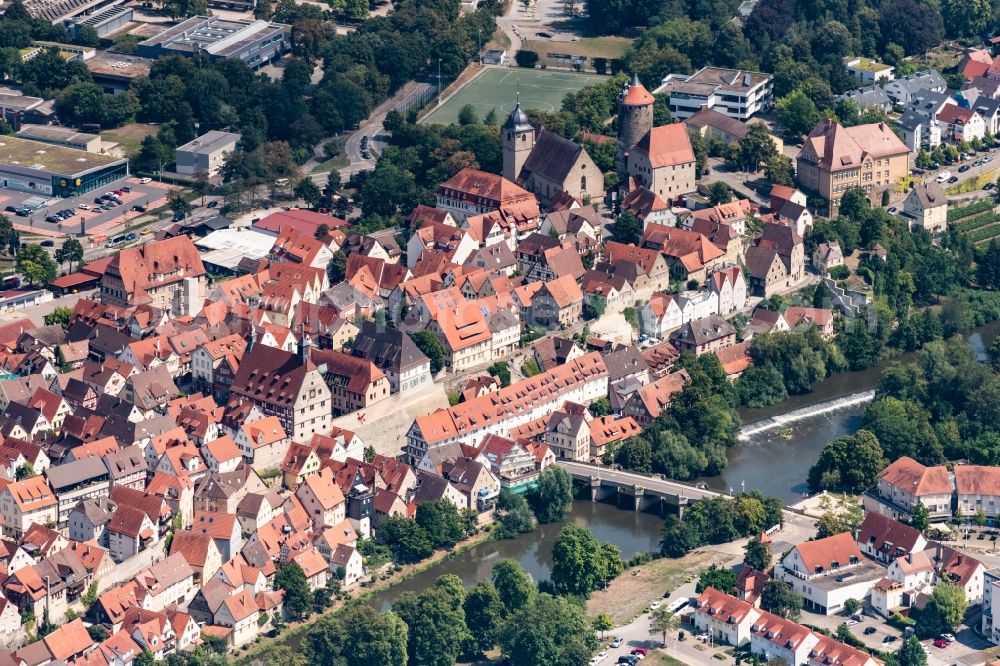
[709,265,747,315]
[350,321,431,394]
[295,468,346,529]
[670,314,736,355]
[107,504,158,562]
[750,610,820,665]
[622,370,688,426]
[46,456,111,530]
[812,242,845,275]
[937,105,986,143]
[543,403,592,461]
[691,587,759,646]
[588,415,642,460]
[0,476,57,539]
[436,168,540,224]
[134,553,196,611]
[864,456,953,523]
[620,186,676,229]
[744,223,805,297]
[903,181,948,234]
[169,531,223,585]
[310,348,390,416]
[856,512,928,564]
[639,224,726,283]
[525,274,584,329]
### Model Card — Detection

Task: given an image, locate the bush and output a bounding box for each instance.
[948,199,993,221]
[515,50,539,68]
[828,264,851,280]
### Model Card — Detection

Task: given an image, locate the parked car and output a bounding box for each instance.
[948,176,959,183]
[933,639,948,648]
[40,239,54,247]
[649,601,661,611]
[941,634,956,642]
[610,638,623,648]
[959,165,971,172]
[887,207,897,214]
[121,185,132,192]
[45,215,60,223]
[590,657,602,666]
[139,177,151,183]
[631,649,649,657]
[132,205,146,212]
[617,657,639,666]
[985,183,995,191]
[864,627,877,635]
[78,204,90,210]
[207,200,219,208]
[3,206,15,213]
[883,636,898,644]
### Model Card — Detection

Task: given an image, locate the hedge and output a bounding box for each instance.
[967,223,1000,243]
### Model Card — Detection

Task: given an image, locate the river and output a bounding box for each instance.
[370,500,664,612]
[300,321,1000,631]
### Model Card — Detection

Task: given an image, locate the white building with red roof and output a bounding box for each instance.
[778,532,886,615]
[692,586,760,646]
[865,456,953,523]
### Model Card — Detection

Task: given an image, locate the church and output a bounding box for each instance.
[501,99,606,206]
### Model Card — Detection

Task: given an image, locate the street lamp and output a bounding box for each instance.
[478,29,482,63]
[437,58,442,104]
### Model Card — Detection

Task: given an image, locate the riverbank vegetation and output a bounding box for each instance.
[288,527,622,666]
[808,333,1000,497]
[659,492,783,558]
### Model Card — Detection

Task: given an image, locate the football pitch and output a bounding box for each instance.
[420,67,607,126]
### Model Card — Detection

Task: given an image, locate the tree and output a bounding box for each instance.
[528,466,573,523]
[551,524,622,598]
[492,559,535,613]
[134,651,155,666]
[498,593,597,665]
[708,181,733,205]
[593,612,614,639]
[487,361,511,387]
[910,501,930,531]
[776,90,820,136]
[736,122,778,172]
[913,581,966,638]
[696,564,736,593]
[844,598,862,616]
[15,463,34,481]
[16,244,57,286]
[649,607,679,646]
[415,499,465,549]
[807,430,887,493]
[897,636,928,666]
[274,561,311,621]
[760,580,802,620]
[314,223,330,240]
[410,330,447,374]
[744,536,771,571]
[613,211,643,245]
[458,104,478,125]
[168,194,192,218]
[44,306,73,329]
[326,250,347,284]
[942,0,991,38]
[393,576,469,666]
[520,358,541,377]
[54,238,83,273]
[379,516,433,563]
[294,178,322,209]
[363,445,376,463]
[303,605,407,666]
[464,581,506,655]
[87,624,109,641]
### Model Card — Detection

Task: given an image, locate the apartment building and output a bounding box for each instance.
[405,351,609,464]
[100,236,207,317]
[657,67,774,121]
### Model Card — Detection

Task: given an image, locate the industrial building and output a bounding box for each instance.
[85,52,153,95]
[136,16,289,67]
[175,130,240,176]
[16,125,102,153]
[69,6,133,38]
[0,87,54,130]
[0,136,127,197]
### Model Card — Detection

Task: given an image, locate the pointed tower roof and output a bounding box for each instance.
[503,92,534,132]
[622,74,655,107]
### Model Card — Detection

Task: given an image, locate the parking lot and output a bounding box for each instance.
[0,177,174,237]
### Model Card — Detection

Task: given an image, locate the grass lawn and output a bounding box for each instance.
[311,154,349,173]
[101,123,159,157]
[421,67,607,126]
[649,653,693,666]
[585,550,727,625]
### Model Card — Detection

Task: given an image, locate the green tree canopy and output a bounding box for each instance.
[807,429,887,493]
[492,559,536,613]
[16,244,56,286]
[274,561,311,621]
[528,466,573,523]
[410,330,447,374]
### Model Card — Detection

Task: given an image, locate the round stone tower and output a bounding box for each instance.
[616,73,655,181]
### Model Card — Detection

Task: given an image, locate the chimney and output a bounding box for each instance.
[907,552,912,564]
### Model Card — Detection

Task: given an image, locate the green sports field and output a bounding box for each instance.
[420,67,607,126]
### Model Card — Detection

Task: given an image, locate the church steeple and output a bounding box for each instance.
[502,90,535,182]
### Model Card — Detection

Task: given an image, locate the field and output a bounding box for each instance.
[521,35,634,67]
[420,67,607,126]
[949,198,1000,244]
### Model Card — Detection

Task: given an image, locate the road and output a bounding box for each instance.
[303,80,435,187]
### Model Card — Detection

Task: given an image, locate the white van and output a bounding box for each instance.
[936,172,952,183]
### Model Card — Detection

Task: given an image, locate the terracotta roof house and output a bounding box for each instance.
[525,273,584,329]
[622,369,689,426]
[436,168,540,224]
[100,236,206,317]
[625,124,697,203]
[857,512,928,564]
[639,223,725,282]
[866,456,953,523]
[796,119,910,212]
[310,348,390,416]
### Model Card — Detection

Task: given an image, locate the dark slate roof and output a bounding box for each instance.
[350,321,429,374]
[412,471,453,504]
[521,129,584,183]
[103,446,147,481]
[670,314,736,346]
[47,456,110,491]
[602,344,650,383]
